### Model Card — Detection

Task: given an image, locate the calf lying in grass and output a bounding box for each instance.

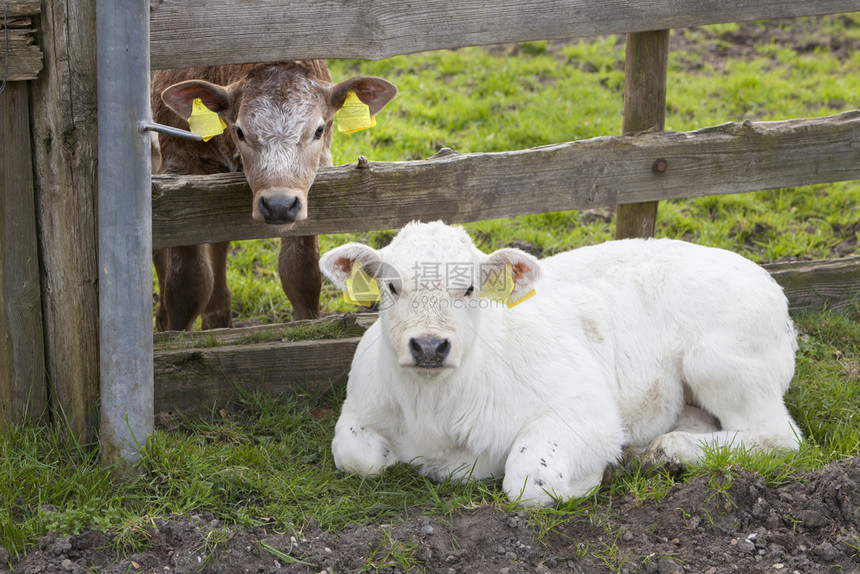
[320,221,802,507]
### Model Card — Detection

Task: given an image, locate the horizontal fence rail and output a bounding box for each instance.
[152,111,860,248]
[150,0,860,68]
[766,257,860,313]
[155,339,358,417]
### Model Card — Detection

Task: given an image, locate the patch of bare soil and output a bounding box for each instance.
[671,16,858,69]
[5,458,859,574]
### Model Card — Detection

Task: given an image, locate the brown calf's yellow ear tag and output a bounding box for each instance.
[344,264,381,306]
[187,98,227,141]
[335,92,376,134]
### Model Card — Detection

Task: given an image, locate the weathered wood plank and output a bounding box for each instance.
[29,0,100,440]
[5,0,40,17]
[154,338,359,417]
[152,111,860,248]
[150,0,860,68]
[615,29,669,240]
[0,82,47,428]
[1,1,44,82]
[152,312,371,351]
[0,25,44,81]
[152,257,859,418]
[764,257,860,313]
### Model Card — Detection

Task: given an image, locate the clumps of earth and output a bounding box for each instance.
[6,457,858,573]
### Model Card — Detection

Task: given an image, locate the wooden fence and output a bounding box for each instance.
[153,113,860,246]
[1,0,859,438]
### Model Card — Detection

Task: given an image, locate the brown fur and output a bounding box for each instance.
[152,61,396,330]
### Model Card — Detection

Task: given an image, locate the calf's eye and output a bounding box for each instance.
[464,285,474,296]
[313,125,325,140]
[388,282,398,295]
[235,127,245,141]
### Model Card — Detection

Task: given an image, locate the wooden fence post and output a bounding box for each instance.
[615,30,670,239]
[28,0,100,440]
[1,82,48,428]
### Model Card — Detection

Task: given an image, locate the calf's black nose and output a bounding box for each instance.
[409,336,450,368]
[260,195,301,224]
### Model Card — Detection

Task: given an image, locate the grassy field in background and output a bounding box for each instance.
[216,15,860,324]
[2,14,858,559]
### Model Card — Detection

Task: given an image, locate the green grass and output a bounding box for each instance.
[359,526,424,572]
[6,13,860,564]
[789,309,860,455]
[2,305,858,558]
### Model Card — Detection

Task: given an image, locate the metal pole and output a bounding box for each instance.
[97,0,153,472]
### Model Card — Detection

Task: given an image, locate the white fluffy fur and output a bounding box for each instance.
[320,221,802,507]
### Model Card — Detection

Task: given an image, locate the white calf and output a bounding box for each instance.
[320,221,801,507]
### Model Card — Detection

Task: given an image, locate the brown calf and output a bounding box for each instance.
[151,61,397,330]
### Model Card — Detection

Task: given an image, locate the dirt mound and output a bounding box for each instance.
[7,458,858,573]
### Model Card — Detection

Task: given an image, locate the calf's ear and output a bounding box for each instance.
[482,248,541,306]
[162,80,234,120]
[320,243,382,291]
[329,76,398,116]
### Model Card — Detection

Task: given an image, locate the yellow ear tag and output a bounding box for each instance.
[481,265,536,308]
[506,287,536,309]
[344,264,380,306]
[481,265,515,305]
[335,92,376,134]
[187,98,227,142]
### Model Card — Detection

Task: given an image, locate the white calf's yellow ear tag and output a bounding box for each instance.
[187,98,226,141]
[335,92,376,134]
[481,265,536,308]
[344,264,380,306]
[507,288,536,309]
[481,265,515,305]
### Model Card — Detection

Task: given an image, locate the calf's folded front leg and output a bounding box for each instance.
[503,411,623,507]
[332,410,395,477]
